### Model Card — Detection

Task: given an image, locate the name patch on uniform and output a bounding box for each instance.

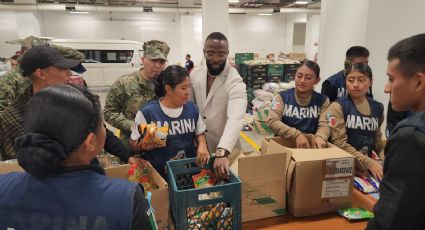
[155,119,196,135]
[346,115,379,131]
[284,104,319,119]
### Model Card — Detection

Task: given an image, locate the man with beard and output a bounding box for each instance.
[190,32,247,177]
[104,40,169,148]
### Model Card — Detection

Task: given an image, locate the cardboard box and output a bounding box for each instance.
[105,164,170,230]
[232,151,290,222]
[261,136,355,217]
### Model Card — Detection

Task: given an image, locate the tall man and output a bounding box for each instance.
[367,33,425,229]
[190,32,247,177]
[322,46,370,101]
[104,40,169,147]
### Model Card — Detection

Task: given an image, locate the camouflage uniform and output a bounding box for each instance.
[103,40,170,147]
[0,36,85,115]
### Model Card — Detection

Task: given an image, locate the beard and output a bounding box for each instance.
[206,61,226,76]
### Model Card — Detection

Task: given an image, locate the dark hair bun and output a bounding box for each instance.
[15,132,67,179]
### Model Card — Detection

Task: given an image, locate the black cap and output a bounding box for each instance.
[20,46,80,76]
[70,63,87,74]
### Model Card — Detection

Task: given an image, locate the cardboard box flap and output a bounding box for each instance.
[105,163,168,189]
[286,160,296,193]
[291,147,353,162]
[239,152,287,181]
[0,162,24,174]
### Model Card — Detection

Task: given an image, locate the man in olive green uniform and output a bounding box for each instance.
[103,40,170,146]
[0,36,85,115]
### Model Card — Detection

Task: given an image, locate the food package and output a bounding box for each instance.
[138,122,168,147]
[253,89,274,101]
[338,207,374,220]
[128,164,158,192]
[192,169,216,188]
[353,176,378,193]
[262,82,280,93]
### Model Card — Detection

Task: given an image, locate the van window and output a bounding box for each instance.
[78,50,134,63]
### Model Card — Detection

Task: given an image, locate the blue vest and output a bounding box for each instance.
[141,101,198,178]
[280,88,327,134]
[337,95,384,155]
[328,70,373,99]
[0,170,136,230]
[327,70,347,98]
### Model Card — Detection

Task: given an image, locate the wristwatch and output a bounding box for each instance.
[216,148,230,158]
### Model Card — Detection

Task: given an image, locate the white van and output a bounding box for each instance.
[50,39,144,87]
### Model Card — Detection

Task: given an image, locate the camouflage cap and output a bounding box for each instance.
[20,36,50,52]
[143,40,170,61]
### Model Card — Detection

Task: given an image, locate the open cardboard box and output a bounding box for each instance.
[261,135,355,217]
[105,164,170,230]
[231,145,291,222]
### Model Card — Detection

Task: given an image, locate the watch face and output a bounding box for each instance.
[216,149,225,157]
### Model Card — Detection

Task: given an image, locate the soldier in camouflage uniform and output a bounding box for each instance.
[0,36,85,115]
[103,40,170,147]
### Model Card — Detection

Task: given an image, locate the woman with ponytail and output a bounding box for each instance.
[0,84,154,230]
[130,65,210,178]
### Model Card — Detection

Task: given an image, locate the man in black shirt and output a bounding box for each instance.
[367,33,425,230]
[185,54,194,72]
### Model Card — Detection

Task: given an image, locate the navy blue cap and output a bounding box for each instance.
[20,46,80,76]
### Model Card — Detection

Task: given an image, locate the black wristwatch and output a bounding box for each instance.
[216,148,230,158]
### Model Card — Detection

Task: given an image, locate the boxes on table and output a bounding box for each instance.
[167,157,241,230]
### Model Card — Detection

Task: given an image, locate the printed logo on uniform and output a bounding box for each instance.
[327,112,336,127]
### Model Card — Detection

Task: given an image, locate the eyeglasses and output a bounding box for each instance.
[205,51,228,59]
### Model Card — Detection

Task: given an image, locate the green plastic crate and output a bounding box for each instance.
[235,53,254,65]
[167,157,242,230]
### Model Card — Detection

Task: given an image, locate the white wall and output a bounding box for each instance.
[318,0,370,84]
[229,13,286,59]
[0,11,20,58]
[365,0,425,115]
[305,14,320,61]
[292,23,306,53]
[38,11,182,65]
[180,13,203,67]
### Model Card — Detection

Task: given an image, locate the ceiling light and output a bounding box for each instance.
[69,11,89,14]
[228,0,239,3]
[295,1,309,4]
[257,13,272,16]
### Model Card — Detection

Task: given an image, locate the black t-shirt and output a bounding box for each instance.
[185,60,194,72]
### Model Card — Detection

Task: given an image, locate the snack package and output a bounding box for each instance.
[338,207,374,220]
[138,122,168,147]
[192,169,216,188]
[354,176,378,193]
[128,164,158,192]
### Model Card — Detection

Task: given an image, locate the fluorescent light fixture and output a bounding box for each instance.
[228,0,239,3]
[295,1,309,4]
[257,13,272,16]
[69,11,89,14]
